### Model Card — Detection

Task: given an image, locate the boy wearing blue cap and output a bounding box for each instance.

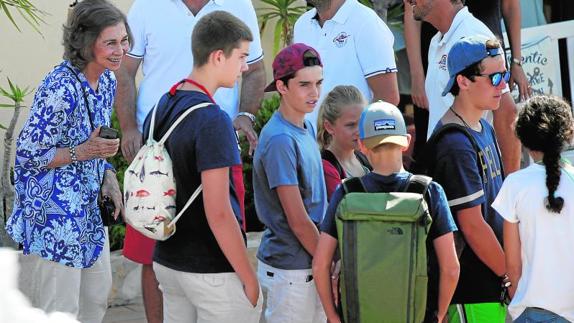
[427,36,509,322]
[313,101,459,323]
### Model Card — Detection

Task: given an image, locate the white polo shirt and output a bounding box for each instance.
[294,0,397,128]
[127,0,264,129]
[425,7,498,138]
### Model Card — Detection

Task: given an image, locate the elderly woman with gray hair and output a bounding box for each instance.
[6,0,131,321]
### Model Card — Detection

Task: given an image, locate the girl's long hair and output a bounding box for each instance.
[515,95,574,213]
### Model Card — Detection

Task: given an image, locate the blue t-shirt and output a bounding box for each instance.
[253,111,327,270]
[321,171,456,316]
[143,90,242,273]
[432,119,504,303]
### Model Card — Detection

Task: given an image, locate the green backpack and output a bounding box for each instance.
[336,174,433,323]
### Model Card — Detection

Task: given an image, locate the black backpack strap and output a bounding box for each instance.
[425,123,488,184]
[404,174,432,196]
[354,151,373,171]
[487,120,506,179]
[342,177,366,194]
[405,174,433,228]
[321,149,345,179]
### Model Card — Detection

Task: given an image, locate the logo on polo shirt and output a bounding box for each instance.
[374,119,396,131]
[438,54,448,71]
[333,32,350,48]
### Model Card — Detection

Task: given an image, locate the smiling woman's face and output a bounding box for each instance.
[90,22,129,73]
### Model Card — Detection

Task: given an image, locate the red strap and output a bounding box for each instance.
[169,79,216,103]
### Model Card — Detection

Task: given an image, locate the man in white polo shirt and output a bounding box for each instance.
[406,0,520,173]
[114,1,265,322]
[294,0,400,127]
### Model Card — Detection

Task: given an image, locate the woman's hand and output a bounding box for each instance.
[77,127,120,161]
[100,169,123,220]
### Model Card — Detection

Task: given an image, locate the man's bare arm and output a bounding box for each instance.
[502,0,532,101]
[313,233,341,323]
[403,2,429,109]
[202,167,259,305]
[234,60,266,155]
[457,205,506,276]
[367,72,400,106]
[494,93,520,174]
[115,56,142,162]
[433,233,460,322]
[276,185,320,256]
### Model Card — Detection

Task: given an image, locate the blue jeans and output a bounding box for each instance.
[515,307,570,323]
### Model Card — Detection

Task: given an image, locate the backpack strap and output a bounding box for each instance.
[322,149,345,179]
[168,184,203,228]
[342,177,366,194]
[156,102,213,145]
[405,174,433,229]
[489,123,506,179]
[425,123,488,184]
[404,174,432,196]
[354,151,372,171]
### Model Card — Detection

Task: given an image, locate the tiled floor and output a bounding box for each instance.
[103,299,146,323]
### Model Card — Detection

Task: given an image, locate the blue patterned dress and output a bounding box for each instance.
[7,61,116,269]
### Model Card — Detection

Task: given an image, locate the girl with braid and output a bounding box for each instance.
[493,95,574,323]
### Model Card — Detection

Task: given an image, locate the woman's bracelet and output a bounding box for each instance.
[69,146,78,163]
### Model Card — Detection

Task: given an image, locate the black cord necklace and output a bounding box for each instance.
[449,106,475,129]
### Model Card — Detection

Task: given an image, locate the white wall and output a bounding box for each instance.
[0,0,302,163]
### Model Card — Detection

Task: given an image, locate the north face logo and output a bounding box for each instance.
[387,227,404,235]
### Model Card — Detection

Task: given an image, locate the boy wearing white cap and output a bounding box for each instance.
[313,101,459,323]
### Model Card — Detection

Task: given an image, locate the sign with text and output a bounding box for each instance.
[506,36,562,102]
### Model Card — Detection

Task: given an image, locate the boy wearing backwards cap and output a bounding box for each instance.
[313,101,459,323]
[253,43,327,322]
[428,35,509,322]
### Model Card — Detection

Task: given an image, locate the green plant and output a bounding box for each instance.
[258,0,307,55]
[106,111,129,250]
[0,78,32,246]
[360,0,404,31]
[108,223,125,251]
[240,94,280,231]
[0,0,45,247]
[108,111,128,190]
[0,0,45,33]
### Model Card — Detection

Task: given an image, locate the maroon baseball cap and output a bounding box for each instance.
[264,43,323,92]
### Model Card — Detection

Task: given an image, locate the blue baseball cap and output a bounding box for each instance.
[442,36,503,96]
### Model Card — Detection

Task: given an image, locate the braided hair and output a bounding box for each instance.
[515,96,574,213]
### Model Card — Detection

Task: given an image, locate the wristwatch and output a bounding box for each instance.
[237,111,256,124]
[511,57,522,66]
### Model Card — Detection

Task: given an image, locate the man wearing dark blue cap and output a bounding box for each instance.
[427,36,508,323]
